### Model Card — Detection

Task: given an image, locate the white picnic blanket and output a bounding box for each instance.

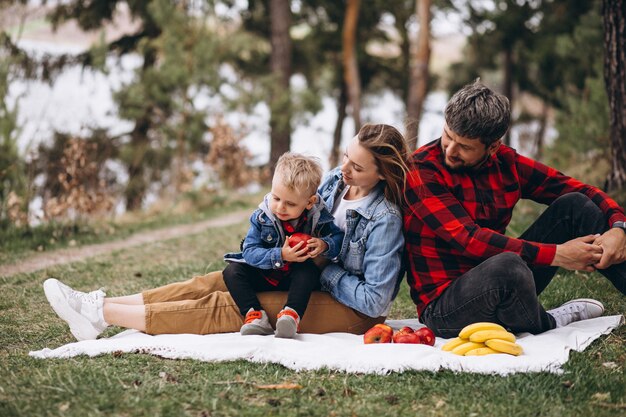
[30,315,623,375]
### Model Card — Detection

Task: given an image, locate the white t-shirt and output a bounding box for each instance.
[331,186,369,231]
[331,186,393,316]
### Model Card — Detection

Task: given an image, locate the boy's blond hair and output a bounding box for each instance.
[273,152,323,197]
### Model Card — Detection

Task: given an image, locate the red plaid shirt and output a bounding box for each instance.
[404,139,626,315]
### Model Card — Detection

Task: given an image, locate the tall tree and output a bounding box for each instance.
[603,0,626,191]
[33,1,224,210]
[452,1,595,151]
[268,0,293,171]
[343,0,362,133]
[0,32,26,226]
[406,0,431,150]
[464,1,538,146]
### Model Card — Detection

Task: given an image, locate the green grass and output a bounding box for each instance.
[1,206,625,416]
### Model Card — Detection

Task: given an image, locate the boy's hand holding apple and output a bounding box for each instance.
[281,236,311,262]
[305,237,328,258]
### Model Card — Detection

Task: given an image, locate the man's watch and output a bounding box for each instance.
[611,221,626,233]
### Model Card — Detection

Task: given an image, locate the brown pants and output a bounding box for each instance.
[142,271,384,335]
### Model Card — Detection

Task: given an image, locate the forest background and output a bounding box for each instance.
[1,0,625,238]
[1,2,626,417]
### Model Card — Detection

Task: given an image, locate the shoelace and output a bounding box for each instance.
[69,289,102,306]
[556,303,583,319]
[244,310,262,324]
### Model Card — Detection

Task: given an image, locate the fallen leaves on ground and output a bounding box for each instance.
[254,383,302,390]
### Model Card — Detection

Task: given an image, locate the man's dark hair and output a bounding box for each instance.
[444,80,511,146]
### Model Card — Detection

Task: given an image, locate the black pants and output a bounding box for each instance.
[223,260,321,318]
[421,193,626,338]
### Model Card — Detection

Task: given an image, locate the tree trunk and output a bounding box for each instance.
[405,0,431,151]
[534,100,548,161]
[503,47,514,146]
[125,118,150,211]
[330,81,348,169]
[124,48,157,211]
[603,0,626,192]
[343,0,361,133]
[269,0,292,172]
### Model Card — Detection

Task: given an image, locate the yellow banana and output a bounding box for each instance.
[485,339,523,356]
[464,347,500,356]
[451,341,485,355]
[458,322,506,339]
[469,330,516,343]
[441,337,466,351]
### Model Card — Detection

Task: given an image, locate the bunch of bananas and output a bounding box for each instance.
[441,322,523,356]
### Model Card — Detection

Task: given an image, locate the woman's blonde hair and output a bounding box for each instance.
[274,152,323,197]
[357,124,410,207]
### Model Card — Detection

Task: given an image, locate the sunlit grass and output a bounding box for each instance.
[0,201,624,417]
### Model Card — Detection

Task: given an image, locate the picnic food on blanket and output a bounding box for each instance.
[468,330,516,343]
[288,232,314,252]
[392,332,422,344]
[392,326,422,344]
[458,322,506,339]
[485,339,523,356]
[413,326,436,346]
[441,337,466,352]
[382,325,436,345]
[443,322,524,356]
[391,326,415,342]
[463,347,500,356]
[451,341,485,355]
[364,324,437,345]
[363,323,393,344]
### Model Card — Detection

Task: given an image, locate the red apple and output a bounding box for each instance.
[392,326,414,343]
[397,326,414,334]
[414,326,436,346]
[288,232,313,252]
[393,332,423,344]
[363,324,393,344]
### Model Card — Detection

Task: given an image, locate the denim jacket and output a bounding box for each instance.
[317,168,405,317]
[224,193,344,269]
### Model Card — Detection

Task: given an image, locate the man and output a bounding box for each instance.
[404,80,626,338]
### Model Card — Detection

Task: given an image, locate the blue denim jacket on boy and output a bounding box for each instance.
[224,193,344,269]
[317,168,405,318]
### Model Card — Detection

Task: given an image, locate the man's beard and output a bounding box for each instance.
[443,152,491,173]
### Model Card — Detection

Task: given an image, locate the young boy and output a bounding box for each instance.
[223,152,344,338]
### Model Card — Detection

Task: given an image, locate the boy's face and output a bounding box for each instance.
[269,176,316,222]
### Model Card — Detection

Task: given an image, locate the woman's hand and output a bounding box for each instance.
[306,237,328,258]
[281,238,310,263]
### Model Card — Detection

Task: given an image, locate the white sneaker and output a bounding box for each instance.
[275,306,300,339]
[43,278,109,341]
[240,308,274,336]
[547,298,605,328]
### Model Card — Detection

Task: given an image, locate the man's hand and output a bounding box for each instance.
[306,237,328,258]
[593,228,626,269]
[281,238,310,263]
[552,234,603,271]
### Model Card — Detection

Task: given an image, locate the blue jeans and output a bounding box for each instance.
[421,193,626,337]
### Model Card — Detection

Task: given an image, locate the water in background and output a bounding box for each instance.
[12,39,447,171]
[11,39,551,220]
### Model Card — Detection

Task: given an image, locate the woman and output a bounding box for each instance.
[43,124,409,339]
